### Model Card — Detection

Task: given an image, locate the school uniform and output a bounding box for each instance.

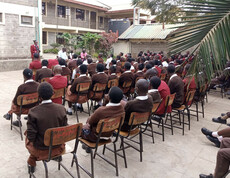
[148,89,162,103]
[35,66,53,82]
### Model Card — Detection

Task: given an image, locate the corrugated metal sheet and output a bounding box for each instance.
[119,23,184,40]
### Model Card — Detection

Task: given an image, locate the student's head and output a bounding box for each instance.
[76,59,83,66]
[96,63,104,72]
[109,87,123,103]
[62,48,66,52]
[124,62,131,70]
[33,53,39,60]
[150,76,161,89]
[109,65,116,74]
[80,64,87,74]
[167,64,175,74]
[73,54,78,59]
[120,52,123,56]
[23,68,33,80]
[38,82,54,100]
[116,55,121,60]
[98,53,103,58]
[82,48,86,53]
[138,63,144,71]
[41,60,48,67]
[111,59,117,65]
[87,58,93,64]
[110,54,114,58]
[33,40,38,45]
[146,63,152,70]
[59,58,66,66]
[184,64,191,72]
[135,79,149,96]
[53,65,62,75]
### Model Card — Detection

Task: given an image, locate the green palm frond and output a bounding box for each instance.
[169,0,230,84]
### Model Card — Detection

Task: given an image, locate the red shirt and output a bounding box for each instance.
[183,76,196,105]
[48,59,59,69]
[157,80,171,115]
[30,44,39,58]
[48,75,67,104]
[29,60,42,69]
[155,66,162,77]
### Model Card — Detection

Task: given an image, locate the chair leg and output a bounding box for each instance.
[90,149,94,178]
[201,101,204,118]
[10,114,13,130]
[162,119,165,142]
[150,120,154,144]
[58,156,61,170]
[170,113,173,135]
[196,103,199,121]
[182,111,185,135]
[188,109,191,130]
[76,108,79,123]
[121,137,127,168]
[113,143,119,176]
[178,111,181,125]
[18,116,23,141]
[87,101,90,116]
[139,131,143,162]
[102,145,106,155]
[42,161,49,178]
[73,153,81,178]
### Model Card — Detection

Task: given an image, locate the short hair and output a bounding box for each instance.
[167,64,175,74]
[38,82,53,100]
[124,62,131,70]
[111,59,117,65]
[80,64,87,74]
[98,53,103,58]
[150,76,161,89]
[59,58,66,66]
[110,54,114,58]
[97,63,104,72]
[109,65,116,73]
[34,53,39,59]
[116,55,121,60]
[109,87,123,103]
[77,59,83,66]
[87,58,93,64]
[157,60,162,66]
[185,64,191,72]
[23,68,33,79]
[42,60,48,66]
[138,63,144,70]
[73,54,78,59]
[146,63,152,70]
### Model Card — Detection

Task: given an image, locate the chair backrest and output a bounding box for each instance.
[165,93,176,107]
[185,90,196,104]
[41,77,51,82]
[135,77,144,83]
[93,83,107,92]
[17,93,39,106]
[76,82,91,92]
[32,69,37,76]
[122,80,132,88]
[96,115,124,134]
[128,112,150,126]
[51,88,65,99]
[152,102,161,113]
[107,79,118,89]
[44,123,83,146]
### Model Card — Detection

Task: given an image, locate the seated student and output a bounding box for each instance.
[111,59,123,74]
[48,65,67,104]
[25,82,67,173]
[87,58,97,77]
[81,87,124,150]
[145,67,158,81]
[67,53,78,72]
[29,53,42,70]
[97,53,104,64]
[108,65,118,81]
[48,57,59,69]
[59,58,71,77]
[35,60,53,82]
[121,79,153,131]
[212,112,230,124]
[167,64,184,108]
[119,62,134,88]
[89,63,108,109]
[66,64,91,115]
[199,138,230,178]
[71,59,83,80]
[148,76,162,103]
[3,69,39,126]
[134,63,144,82]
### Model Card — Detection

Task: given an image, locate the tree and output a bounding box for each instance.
[169,0,230,84]
[132,0,184,24]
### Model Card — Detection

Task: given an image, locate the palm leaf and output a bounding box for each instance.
[169,0,230,85]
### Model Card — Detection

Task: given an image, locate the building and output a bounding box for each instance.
[113,23,183,57]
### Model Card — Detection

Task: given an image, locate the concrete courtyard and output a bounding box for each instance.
[0,70,229,178]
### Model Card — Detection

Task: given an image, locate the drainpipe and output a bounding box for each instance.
[38,0,43,56]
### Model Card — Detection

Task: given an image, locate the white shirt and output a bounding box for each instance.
[25,79,34,84]
[124,70,131,73]
[106,102,121,107]
[79,74,86,77]
[41,99,52,104]
[162,61,168,67]
[98,72,104,74]
[136,95,148,100]
[42,66,47,69]
[111,73,116,76]
[169,74,178,81]
[148,89,158,93]
[58,50,68,60]
[83,60,88,65]
[137,70,142,73]
[106,57,113,69]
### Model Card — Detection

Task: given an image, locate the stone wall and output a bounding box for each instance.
[2,0,37,7]
[43,32,56,50]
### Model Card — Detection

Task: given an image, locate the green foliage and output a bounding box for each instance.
[169,0,230,85]
[50,43,61,49]
[43,48,59,54]
[99,31,118,56]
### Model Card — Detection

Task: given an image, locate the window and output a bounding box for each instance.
[0,13,2,23]
[21,16,33,25]
[42,31,47,45]
[42,2,46,15]
[99,16,103,27]
[56,33,64,44]
[76,9,85,20]
[57,5,66,18]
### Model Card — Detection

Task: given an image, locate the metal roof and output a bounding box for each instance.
[119,23,184,40]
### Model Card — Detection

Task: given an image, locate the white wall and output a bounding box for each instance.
[112,40,130,56]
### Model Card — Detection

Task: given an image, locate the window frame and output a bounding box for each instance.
[76,8,85,21]
[99,16,104,28]
[57,5,66,18]
[42,31,48,45]
[56,32,65,45]
[42,2,47,16]
[0,12,5,25]
[20,15,33,26]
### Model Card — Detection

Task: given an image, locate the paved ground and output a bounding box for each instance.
[0,70,229,178]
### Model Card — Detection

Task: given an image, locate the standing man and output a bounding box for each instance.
[30,40,40,61]
[58,48,68,61]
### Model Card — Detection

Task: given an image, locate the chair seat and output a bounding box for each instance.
[116,128,140,137]
[173,105,185,111]
[79,138,111,148]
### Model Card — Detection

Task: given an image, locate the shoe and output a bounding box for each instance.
[3,113,11,120]
[152,115,162,123]
[24,116,28,120]
[212,117,226,124]
[206,135,220,148]
[52,156,62,162]
[76,105,83,112]
[82,144,91,153]
[28,164,36,174]
[221,113,226,116]
[66,111,72,115]
[201,128,213,137]
[12,120,22,127]
[199,174,213,178]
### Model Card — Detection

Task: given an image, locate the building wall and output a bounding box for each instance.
[2,0,37,7]
[43,31,56,50]
[112,41,130,56]
[0,1,38,60]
